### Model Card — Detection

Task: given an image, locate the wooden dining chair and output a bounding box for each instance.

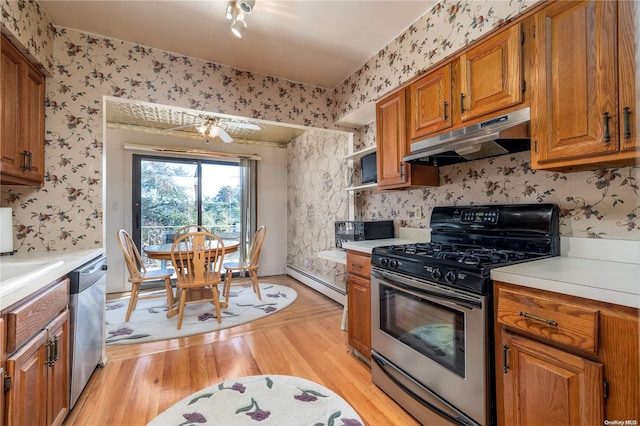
[116,229,175,322]
[170,230,226,329]
[223,225,266,305]
[175,225,209,238]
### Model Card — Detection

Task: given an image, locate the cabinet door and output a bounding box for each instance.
[618,0,639,152]
[47,310,69,426]
[376,90,408,188]
[460,24,523,122]
[23,62,45,183]
[1,37,26,180]
[531,1,619,166]
[407,64,453,141]
[347,273,371,360]
[5,329,48,426]
[500,331,604,426]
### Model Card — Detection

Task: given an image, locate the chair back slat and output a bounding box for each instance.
[247,225,267,268]
[171,231,225,288]
[117,229,145,281]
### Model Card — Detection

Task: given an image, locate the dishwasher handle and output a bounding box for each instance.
[70,255,107,294]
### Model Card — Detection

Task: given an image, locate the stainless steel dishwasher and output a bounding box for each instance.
[68,255,107,408]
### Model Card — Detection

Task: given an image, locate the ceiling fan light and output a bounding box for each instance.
[239,0,254,14]
[231,13,247,38]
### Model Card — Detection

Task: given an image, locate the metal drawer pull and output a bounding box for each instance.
[603,112,611,143]
[351,263,363,269]
[519,311,558,326]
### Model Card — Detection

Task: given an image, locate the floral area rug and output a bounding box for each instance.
[148,374,364,426]
[105,283,297,345]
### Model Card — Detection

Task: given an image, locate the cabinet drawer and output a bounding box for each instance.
[6,278,69,354]
[496,287,598,354]
[346,251,371,278]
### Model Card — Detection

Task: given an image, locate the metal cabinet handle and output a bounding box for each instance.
[502,344,509,373]
[400,162,406,179]
[21,151,29,171]
[623,107,631,139]
[460,93,466,114]
[603,112,611,143]
[47,339,55,367]
[443,101,448,121]
[519,311,558,326]
[27,152,33,171]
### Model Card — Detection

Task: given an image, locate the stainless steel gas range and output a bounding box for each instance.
[370,204,560,425]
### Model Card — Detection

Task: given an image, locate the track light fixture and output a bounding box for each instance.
[225,0,253,38]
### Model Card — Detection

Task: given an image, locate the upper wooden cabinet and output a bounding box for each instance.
[531,0,639,171]
[407,64,453,141]
[407,24,525,144]
[1,34,46,186]
[459,24,524,122]
[376,89,439,190]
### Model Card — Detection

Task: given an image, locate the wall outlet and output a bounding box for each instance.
[415,206,423,218]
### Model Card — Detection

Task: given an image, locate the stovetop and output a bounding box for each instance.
[371,204,560,295]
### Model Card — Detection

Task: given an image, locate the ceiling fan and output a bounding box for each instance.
[165,114,261,143]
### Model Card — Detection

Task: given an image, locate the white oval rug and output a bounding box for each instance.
[148,375,364,426]
[105,283,297,345]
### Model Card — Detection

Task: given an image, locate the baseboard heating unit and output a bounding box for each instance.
[286,264,346,306]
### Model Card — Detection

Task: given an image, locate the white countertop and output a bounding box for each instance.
[0,248,105,310]
[492,237,640,309]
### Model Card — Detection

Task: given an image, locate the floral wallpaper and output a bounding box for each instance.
[333,0,541,119]
[1,0,333,252]
[356,153,640,239]
[1,0,639,266]
[287,130,350,291]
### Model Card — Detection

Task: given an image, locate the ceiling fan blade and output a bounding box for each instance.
[217,127,234,143]
[165,123,197,131]
[226,122,261,131]
[207,126,234,143]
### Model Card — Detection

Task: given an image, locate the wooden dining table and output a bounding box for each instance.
[143,239,240,314]
[143,239,240,261]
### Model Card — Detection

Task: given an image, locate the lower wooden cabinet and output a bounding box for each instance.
[3,278,70,426]
[500,331,604,425]
[346,250,372,361]
[495,281,639,425]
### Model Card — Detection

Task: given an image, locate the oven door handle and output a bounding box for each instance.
[372,270,482,310]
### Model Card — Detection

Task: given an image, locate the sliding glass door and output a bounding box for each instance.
[132,154,253,269]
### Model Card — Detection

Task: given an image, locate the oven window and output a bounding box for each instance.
[379,283,465,377]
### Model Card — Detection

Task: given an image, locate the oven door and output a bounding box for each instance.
[371,267,490,425]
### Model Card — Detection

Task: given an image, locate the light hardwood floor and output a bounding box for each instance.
[64,275,421,425]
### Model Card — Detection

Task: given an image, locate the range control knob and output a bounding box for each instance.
[431,268,442,281]
[380,258,389,267]
[445,270,458,284]
[389,259,399,269]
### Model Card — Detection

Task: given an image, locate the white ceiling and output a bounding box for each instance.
[39,0,435,89]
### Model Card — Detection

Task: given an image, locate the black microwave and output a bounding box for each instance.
[335,220,394,248]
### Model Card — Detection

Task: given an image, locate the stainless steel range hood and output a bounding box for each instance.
[403,107,531,166]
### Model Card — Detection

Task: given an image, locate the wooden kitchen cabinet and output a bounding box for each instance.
[3,278,70,426]
[407,24,525,144]
[407,64,453,140]
[530,0,639,171]
[346,250,372,362]
[494,281,640,426]
[1,34,46,186]
[376,89,439,190]
[459,24,524,123]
